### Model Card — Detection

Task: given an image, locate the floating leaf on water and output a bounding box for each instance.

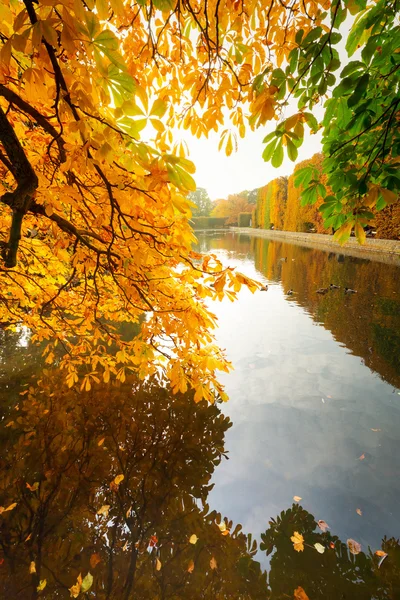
[189,534,198,544]
[294,586,310,600]
[317,520,329,532]
[314,543,325,554]
[291,531,304,552]
[371,429,381,432]
[359,453,365,460]
[69,573,82,598]
[149,535,158,547]
[347,539,361,555]
[97,505,110,517]
[293,496,302,502]
[156,558,162,571]
[0,502,17,514]
[90,553,101,569]
[26,482,39,492]
[378,553,388,568]
[29,561,36,574]
[37,579,47,592]
[81,572,94,593]
[187,559,195,573]
[210,557,217,569]
[356,508,362,516]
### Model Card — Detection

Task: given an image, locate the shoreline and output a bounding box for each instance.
[229,227,400,266]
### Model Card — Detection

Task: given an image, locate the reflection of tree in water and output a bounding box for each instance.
[1,377,399,599]
[0,377,267,599]
[261,504,400,600]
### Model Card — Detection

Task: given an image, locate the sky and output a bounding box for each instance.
[181,123,323,200]
[176,20,353,202]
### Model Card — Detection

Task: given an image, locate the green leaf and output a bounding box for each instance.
[302,27,322,46]
[347,73,369,108]
[262,131,277,144]
[153,0,175,10]
[287,139,298,162]
[271,143,284,168]
[330,32,342,44]
[81,572,94,594]
[262,140,278,162]
[303,112,319,132]
[295,29,304,45]
[340,61,366,78]
[294,166,314,188]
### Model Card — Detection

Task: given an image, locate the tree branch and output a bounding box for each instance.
[0,84,66,163]
[0,106,38,268]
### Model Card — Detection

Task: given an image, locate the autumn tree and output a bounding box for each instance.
[0,375,268,599]
[188,187,213,217]
[260,0,400,244]
[1,0,391,395]
[211,194,254,225]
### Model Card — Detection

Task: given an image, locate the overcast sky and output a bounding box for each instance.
[181,123,323,200]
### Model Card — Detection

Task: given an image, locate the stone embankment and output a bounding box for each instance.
[232,228,400,265]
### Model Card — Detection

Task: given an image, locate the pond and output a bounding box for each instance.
[1,231,400,599]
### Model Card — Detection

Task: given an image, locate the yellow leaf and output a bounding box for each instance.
[189,534,198,544]
[29,561,36,574]
[293,496,302,502]
[314,543,325,554]
[380,188,397,205]
[3,502,17,512]
[355,222,366,245]
[294,586,310,600]
[156,558,162,571]
[356,508,362,516]
[113,474,124,486]
[210,557,217,569]
[97,505,110,517]
[291,531,304,552]
[69,573,82,598]
[375,550,387,557]
[37,579,47,592]
[98,437,105,446]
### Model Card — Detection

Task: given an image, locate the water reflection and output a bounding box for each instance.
[202,232,400,389]
[1,377,400,598]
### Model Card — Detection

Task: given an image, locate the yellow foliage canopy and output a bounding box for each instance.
[0,0,331,398]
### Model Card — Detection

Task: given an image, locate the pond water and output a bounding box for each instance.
[1,231,400,599]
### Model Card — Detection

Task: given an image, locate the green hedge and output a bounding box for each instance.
[190,217,228,229]
[238,212,252,227]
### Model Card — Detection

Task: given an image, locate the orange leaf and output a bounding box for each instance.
[294,586,310,600]
[90,553,101,569]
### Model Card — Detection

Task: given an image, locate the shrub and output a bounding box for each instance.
[238,212,252,227]
[190,217,228,229]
